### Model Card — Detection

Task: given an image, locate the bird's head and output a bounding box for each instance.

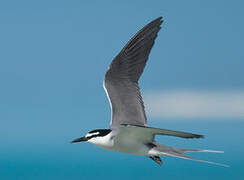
[71,129,112,143]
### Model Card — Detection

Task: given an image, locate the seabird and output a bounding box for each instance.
[71,17,227,167]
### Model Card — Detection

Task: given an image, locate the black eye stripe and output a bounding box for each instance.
[88,129,111,138]
[87,135,98,139]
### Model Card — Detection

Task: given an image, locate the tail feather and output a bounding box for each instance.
[153,144,228,167]
[179,149,224,153]
[163,151,229,167]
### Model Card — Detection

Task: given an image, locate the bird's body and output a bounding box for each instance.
[72,17,227,167]
[89,129,150,155]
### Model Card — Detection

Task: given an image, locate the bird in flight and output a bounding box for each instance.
[71,17,227,167]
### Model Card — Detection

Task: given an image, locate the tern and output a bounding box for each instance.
[71,17,227,167]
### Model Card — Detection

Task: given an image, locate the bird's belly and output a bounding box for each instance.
[110,136,150,155]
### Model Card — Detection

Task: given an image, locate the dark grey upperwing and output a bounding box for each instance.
[104,17,163,128]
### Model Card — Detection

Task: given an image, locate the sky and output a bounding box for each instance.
[0,0,244,179]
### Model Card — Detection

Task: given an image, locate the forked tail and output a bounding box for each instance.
[153,144,229,167]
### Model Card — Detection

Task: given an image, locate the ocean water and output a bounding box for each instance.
[1,121,243,180]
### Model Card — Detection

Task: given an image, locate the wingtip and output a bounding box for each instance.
[198,134,205,139]
[185,134,204,139]
[156,16,163,20]
[151,16,163,26]
[157,16,164,24]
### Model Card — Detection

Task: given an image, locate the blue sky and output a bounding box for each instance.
[1,0,243,130]
[0,0,244,179]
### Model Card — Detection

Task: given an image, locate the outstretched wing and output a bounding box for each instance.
[103,17,163,128]
[119,124,204,143]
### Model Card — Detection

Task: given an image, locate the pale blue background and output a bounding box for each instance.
[0,0,243,179]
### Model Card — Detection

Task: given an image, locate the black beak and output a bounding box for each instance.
[71,137,88,143]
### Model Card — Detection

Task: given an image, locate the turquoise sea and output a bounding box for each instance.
[1,121,243,180]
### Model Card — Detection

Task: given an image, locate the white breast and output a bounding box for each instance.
[87,132,114,149]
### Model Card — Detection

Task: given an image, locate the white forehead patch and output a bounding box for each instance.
[85,132,99,138]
